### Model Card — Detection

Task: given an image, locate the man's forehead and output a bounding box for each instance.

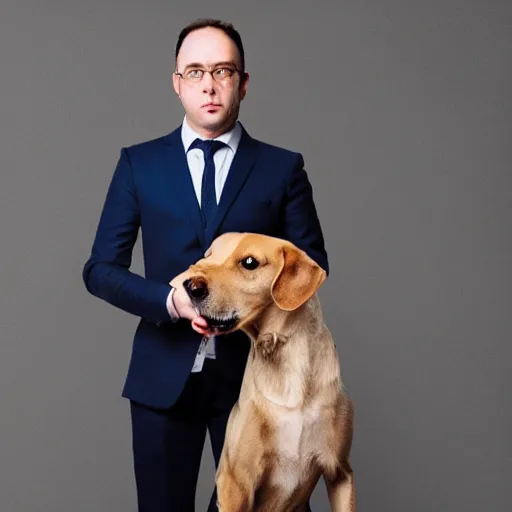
[177,28,240,66]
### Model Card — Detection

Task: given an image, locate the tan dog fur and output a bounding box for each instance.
[171,233,355,512]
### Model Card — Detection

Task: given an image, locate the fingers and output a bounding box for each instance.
[192,318,214,337]
[192,316,208,328]
[172,282,214,336]
[173,286,196,320]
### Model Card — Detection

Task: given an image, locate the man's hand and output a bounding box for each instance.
[169,284,213,337]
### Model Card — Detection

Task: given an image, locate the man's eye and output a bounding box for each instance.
[215,68,233,77]
[187,69,203,79]
[241,256,259,270]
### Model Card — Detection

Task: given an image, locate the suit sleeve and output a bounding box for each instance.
[82,148,172,325]
[282,154,329,275]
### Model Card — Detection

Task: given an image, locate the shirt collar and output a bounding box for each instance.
[181,115,242,153]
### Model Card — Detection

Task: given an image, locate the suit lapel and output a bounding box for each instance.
[163,126,206,247]
[204,126,259,247]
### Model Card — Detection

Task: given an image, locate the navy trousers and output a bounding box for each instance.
[130,357,242,511]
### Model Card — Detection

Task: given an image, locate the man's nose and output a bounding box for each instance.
[183,277,209,301]
[201,72,215,93]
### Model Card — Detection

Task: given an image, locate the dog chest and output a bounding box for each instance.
[267,407,320,497]
[276,409,303,458]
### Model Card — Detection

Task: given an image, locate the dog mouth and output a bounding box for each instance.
[200,312,239,333]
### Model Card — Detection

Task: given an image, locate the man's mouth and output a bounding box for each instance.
[202,103,221,112]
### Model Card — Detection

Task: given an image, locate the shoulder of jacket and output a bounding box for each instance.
[123,133,170,153]
[251,137,303,168]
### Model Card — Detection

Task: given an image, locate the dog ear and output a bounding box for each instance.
[271,244,326,311]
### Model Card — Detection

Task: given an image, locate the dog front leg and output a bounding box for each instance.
[217,470,254,512]
[324,461,356,512]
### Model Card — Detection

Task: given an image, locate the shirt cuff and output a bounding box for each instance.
[166,287,180,323]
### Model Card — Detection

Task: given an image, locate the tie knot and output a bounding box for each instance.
[188,138,227,158]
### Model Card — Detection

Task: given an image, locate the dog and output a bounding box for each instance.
[171,232,355,511]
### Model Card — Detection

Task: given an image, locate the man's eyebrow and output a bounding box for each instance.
[182,60,238,70]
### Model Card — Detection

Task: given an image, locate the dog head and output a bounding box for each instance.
[170,233,326,335]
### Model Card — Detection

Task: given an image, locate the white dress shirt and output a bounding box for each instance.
[166,116,242,367]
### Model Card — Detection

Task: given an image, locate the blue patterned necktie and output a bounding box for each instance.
[188,138,227,229]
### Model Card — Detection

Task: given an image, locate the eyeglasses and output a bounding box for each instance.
[174,66,241,84]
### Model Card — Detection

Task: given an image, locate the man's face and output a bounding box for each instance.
[173,27,249,138]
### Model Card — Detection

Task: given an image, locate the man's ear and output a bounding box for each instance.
[239,72,249,100]
[270,244,326,311]
[172,71,181,98]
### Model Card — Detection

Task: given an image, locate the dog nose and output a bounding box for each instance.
[183,277,209,301]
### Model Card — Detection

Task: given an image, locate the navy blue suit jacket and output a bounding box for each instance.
[83,124,329,409]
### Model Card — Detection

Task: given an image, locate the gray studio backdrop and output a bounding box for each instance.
[1,1,511,511]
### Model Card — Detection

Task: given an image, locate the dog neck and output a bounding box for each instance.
[241,295,325,409]
[244,294,324,341]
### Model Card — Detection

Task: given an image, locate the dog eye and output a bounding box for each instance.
[241,256,259,270]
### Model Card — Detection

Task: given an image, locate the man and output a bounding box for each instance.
[83,18,329,512]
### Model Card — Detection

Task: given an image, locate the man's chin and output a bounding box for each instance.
[197,114,236,133]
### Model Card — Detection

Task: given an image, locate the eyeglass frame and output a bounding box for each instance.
[173,64,244,84]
